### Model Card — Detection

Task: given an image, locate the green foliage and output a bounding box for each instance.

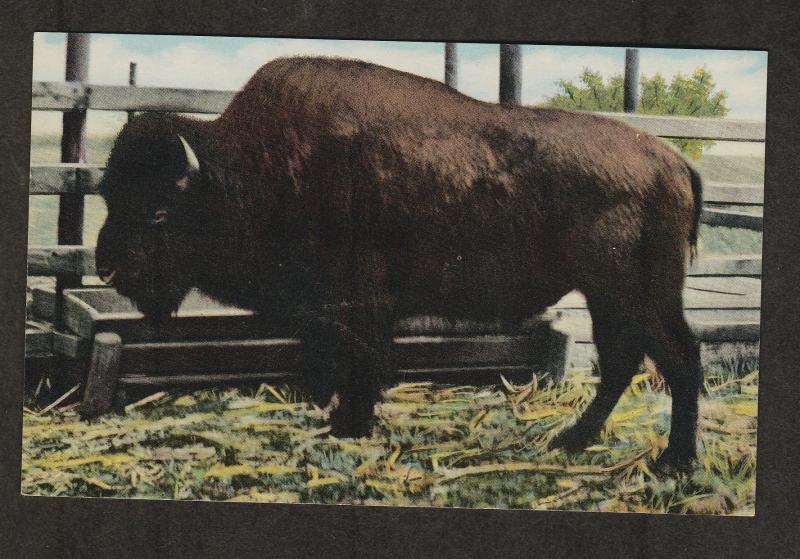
[544,67,729,159]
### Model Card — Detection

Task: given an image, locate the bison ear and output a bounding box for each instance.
[176,135,200,192]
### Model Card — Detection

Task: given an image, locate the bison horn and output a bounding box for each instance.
[178,135,200,175]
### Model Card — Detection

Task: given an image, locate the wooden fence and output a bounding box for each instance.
[27,81,766,278]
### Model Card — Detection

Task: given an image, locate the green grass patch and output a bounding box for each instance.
[22,367,757,514]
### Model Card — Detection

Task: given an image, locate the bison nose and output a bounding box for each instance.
[98,267,117,284]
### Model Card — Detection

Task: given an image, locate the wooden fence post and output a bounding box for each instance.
[499,44,522,105]
[55,33,90,329]
[624,48,640,113]
[445,43,458,89]
[80,332,122,418]
[127,61,137,123]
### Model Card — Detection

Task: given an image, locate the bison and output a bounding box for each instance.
[95,56,703,471]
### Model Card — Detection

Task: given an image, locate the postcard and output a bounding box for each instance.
[23,33,765,514]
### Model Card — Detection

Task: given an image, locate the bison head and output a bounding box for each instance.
[95,114,205,322]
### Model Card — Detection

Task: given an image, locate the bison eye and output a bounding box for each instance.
[151,210,168,224]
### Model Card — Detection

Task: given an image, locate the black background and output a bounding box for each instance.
[1,1,798,557]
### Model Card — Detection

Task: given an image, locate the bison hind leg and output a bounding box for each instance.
[644,302,702,473]
[550,293,646,453]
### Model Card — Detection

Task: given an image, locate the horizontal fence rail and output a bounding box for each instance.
[32,81,766,142]
[32,81,234,114]
[28,163,766,209]
[26,245,762,279]
[687,255,761,277]
[29,163,104,194]
[701,208,763,231]
[28,246,96,276]
[605,113,765,142]
[703,183,764,205]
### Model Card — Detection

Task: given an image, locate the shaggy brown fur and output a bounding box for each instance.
[96,56,702,470]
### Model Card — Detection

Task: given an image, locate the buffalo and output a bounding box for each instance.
[95,56,703,471]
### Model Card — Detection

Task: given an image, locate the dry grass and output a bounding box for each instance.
[21,366,757,514]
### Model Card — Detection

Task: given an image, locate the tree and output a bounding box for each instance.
[543,67,729,159]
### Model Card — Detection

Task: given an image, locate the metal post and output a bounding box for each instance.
[624,48,640,113]
[127,61,137,123]
[444,43,458,89]
[56,33,90,328]
[499,44,522,106]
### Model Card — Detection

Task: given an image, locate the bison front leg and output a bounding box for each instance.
[296,304,394,438]
[328,314,393,439]
[300,323,342,412]
[301,309,392,439]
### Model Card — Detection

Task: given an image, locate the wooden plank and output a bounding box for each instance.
[28,165,77,194]
[554,278,761,310]
[68,307,265,342]
[693,321,760,343]
[120,336,537,375]
[61,288,549,342]
[554,315,760,344]
[32,288,56,320]
[566,338,760,370]
[32,81,90,110]
[399,331,569,381]
[32,81,235,114]
[121,338,303,374]
[119,371,297,387]
[704,182,763,205]
[396,364,536,385]
[119,366,537,389]
[80,332,122,418]
[701,208,763,231]
[52,330,89,358]
[25,322,52,357]
[395,335,536,367]
[604,113,765,142]
[29,164,103,194]
[28,167,766,207]
[27,245,96,276]
[26,247,760,286]
[119,334,563,375]
[32,81,765,142]
[553,309,760,343]
[688,255,761,277]
[63,288,106,338]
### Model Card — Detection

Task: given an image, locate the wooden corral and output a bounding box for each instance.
[30,286,570,415]
[25,43,765,413]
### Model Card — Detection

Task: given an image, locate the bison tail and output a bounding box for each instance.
[687,164,703,262]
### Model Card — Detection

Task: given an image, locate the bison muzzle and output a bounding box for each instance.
[96,56,703,472]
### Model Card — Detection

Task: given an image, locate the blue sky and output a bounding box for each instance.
[32,33,767,151]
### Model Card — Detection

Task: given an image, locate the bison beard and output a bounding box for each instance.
[96,56,703,472]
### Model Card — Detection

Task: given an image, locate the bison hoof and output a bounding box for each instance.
[549,426,592,454]
[328,406,375,439]
[329,419,374,439]
[652,447,695,475]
